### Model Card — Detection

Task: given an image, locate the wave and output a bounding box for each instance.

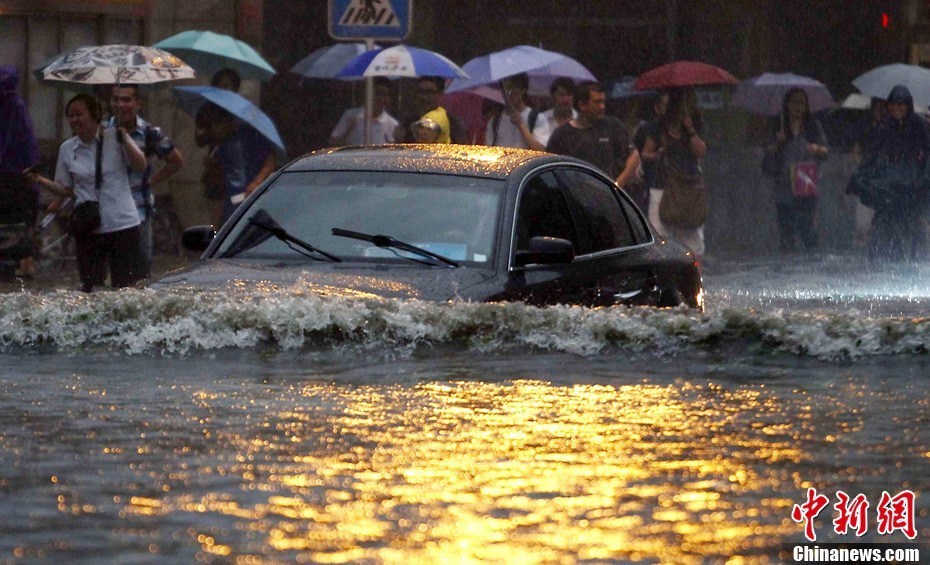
[1,287,929,360]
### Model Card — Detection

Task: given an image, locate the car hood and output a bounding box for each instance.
[148,259,498,301]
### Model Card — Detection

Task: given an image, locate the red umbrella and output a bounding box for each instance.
[634,61,738,90]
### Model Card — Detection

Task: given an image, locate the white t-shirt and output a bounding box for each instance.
[54,127,140,234]
[485,106,552,149]
[542,107,578,128]
[330,107,399,145]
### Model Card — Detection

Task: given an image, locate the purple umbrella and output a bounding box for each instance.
[445,45,595,100]
[731,72,834,116]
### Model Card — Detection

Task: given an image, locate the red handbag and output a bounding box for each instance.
[791,161,819,198]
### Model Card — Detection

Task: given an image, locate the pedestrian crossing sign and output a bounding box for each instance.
[329,0,412,41]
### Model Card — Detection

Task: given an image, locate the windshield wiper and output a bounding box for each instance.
[331,227,459,267]
[222,209,340,262]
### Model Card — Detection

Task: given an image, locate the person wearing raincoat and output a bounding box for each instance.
[847,85,930,262]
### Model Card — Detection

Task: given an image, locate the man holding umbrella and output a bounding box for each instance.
[485,73,551,150]
[109,85,184,278]
[546,81,640,188]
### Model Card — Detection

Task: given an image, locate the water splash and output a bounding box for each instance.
[2,287,929,360]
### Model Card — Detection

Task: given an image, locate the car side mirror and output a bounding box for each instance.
[514,236,575,266]
[181,225,216,252]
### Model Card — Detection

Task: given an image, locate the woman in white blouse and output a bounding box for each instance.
[28,93,146,292]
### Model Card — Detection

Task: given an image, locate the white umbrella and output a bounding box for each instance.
[336,44,468,79]
[841,92,928,115]
[41,44,195,85]
[852,63,930,109]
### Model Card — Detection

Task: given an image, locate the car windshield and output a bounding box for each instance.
[214,170,505,267]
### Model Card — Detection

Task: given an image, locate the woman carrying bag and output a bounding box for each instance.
[27,93,146,292]
[642,88,708,256]
[762,87,829,252]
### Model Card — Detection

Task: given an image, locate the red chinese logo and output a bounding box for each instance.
[876,490,917,539]
[833,491,869,536]
[792,488,830,541]
[792,488,917,541]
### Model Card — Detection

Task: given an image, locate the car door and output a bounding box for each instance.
[498,169,594,306]
[553,167,661,307]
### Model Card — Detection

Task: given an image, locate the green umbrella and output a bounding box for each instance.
[152,30,275,81]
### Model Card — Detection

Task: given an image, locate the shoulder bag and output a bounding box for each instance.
[659,162,707,229]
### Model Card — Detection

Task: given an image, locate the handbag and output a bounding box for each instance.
[761,148,782,177]
[70,133,103,235]
[791,161,819,198]
[659,165,707,229]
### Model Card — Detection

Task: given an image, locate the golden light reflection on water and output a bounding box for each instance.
[124,380,806,563]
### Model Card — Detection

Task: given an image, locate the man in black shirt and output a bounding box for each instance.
[546,81,640,188]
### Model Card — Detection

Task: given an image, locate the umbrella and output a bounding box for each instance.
[41,44,195,85]
[634,61,738,90]
[607,75,655,99]
[731,72,835,116]
[840,93,872,111]
[336,44,468,79]
[852,63,930,109]
[290,42,382,80]
[173,86,284,151]
[840,92,928,115]
[446,45,595,98]
[153,30,276,81]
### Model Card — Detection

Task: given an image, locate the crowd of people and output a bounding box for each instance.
[3,62,929,292]
[1,66,277,291]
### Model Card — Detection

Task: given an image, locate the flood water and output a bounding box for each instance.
[1,252,929,563]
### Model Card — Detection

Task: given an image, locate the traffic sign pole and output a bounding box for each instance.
[329,1,412,145]
[364,39,374,145]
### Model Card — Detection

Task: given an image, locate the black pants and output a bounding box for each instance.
[869,206,927,263]
[74,225,142,292]
[776,197,817,251]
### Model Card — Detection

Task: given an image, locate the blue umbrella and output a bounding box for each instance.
[336,44,468,79]
[173,86,284,151]
[153,30,275,81]
[446,45,595,97]
[290,42,381,80]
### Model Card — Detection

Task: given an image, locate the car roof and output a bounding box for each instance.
[284,144,573,179]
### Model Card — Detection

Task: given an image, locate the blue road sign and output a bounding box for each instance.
[329,0,412,41]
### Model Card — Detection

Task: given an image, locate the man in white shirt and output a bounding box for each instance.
[329,77,399,146]
[485,73,550,150]
[542,77,577,130]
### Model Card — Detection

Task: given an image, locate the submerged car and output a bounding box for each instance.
[153,144,703,309]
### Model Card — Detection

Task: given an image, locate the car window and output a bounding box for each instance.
[214,171,505,266]
[616,187,651,244]
[514,171,578,251]
[556,168,637,253]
